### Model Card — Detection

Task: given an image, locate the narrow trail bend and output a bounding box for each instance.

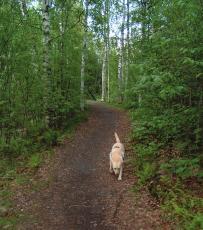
[17,102,168,230]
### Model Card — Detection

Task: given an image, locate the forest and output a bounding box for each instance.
[0,0,203,229]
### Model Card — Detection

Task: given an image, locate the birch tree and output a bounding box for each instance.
[117,0,125,102]
[107,0,110,102]
[80,0,89,111]
[20,0,28,17]
[101,42,107,101]
[124,0,130,98]
[101,0,110,102]
[42,0,51,121]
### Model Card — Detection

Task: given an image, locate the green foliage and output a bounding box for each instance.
[137,162,156,185]
[132,139,203,228]
[0,1,97,159]
[39,130,60,146]
[27,153,42,169]
[118,3,203,227]
[0,0,202,228]
[160,179,203,229]
[161,158,203,180]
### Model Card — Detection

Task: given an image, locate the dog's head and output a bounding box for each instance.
[113,162,122,175]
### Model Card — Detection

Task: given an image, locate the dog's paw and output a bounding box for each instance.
[118,177,122,181]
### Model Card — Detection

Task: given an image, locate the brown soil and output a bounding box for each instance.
[15,102,170,230]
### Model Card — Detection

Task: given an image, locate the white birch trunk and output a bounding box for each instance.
[138,93,142,107]
[42,0,51,81]
[59,19,65,92]
[117,46,122,102]
[107,0,110,102]
[101,0,110,102]
[125,0,130,96]
[80,0,88,111]
[42,0,51,123]
[141,0,147,41]
[101,44,107,101]
[20,0,28,17]
[117,0,125,102]
[107,46,110,102]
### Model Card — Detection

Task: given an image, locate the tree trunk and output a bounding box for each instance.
[125,0,130,98]
[20,0,28,17]
[107,0,110,102]
[117,0,125,103]
[101,44,107,101]
[42,0,51,123]
[107,49,110,102]
[141,0,147,41]
[59,17,65,94]
[101,0,110,102]
[117,46,122,102]
[80,0,88,111]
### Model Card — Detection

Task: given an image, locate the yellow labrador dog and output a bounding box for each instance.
[109,132,125,180]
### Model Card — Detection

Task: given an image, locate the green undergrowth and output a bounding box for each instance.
[0,109,89,229]
[129,108,203,229]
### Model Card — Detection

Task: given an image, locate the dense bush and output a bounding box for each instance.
[0,1,100,159]
[124,0,203,228]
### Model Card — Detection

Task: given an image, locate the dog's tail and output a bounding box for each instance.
[114,132,121,143]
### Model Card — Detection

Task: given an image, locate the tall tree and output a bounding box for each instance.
[101,0,110,102]
[101,41,107,101]
[80,0,89,111]
[42,0,51,122]
[117,0,125,102]
[20,0,28,17]
[107,0,110,102]
[124,0,130,98]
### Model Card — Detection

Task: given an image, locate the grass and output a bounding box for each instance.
[0,109,89,229]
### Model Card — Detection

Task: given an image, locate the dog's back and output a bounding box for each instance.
[112,132,125,157]
[109,132,125,180]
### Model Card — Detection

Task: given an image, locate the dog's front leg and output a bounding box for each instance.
[118,164,123,180]
[109,160,113,173]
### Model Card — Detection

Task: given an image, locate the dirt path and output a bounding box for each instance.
[16,102,168,230]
